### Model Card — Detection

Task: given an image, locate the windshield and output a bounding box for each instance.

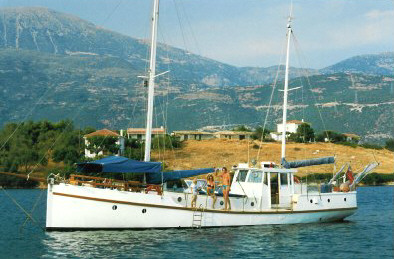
[236,170,248,182]
[248,171,263,183]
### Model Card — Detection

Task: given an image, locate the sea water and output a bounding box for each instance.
[0,186,392,259]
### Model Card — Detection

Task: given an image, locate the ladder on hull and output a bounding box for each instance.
[192,204,204,228]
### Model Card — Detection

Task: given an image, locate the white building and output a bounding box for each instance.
[127,126,166,140]
[172,131,215,141]
[270,120,306,141]
[84,129,125,158]
[214,131,253,140]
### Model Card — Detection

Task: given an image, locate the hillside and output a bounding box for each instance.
[0,7,392,142]
[151,139,394,176]
[321,52,394,75]
[0,6,304,88]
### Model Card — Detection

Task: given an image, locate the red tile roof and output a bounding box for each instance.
[287,120,305,124]
[127,128,166,134]
[84,129,120,138]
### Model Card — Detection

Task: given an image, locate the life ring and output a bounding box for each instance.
[294,176,300,184]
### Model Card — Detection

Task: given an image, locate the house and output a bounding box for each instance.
[84,129,125,158]
[214,131,253,140]
[127,126,166,140]
[172,131,215,141]
[270,120,307,141]
[343,133,360,143]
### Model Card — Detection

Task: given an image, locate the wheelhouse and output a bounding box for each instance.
[231,163,297,209]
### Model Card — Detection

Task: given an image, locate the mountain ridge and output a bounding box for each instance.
[0,7,392,142]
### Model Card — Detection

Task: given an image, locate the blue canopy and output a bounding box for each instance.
[281,156,335,169]
[77,156,162,174]
[147,168,215,184]
[77,156,213,184]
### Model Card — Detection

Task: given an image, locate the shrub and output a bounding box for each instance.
[337,142,358,148]
[385,139,394,152]
[361,173,394,185]
[360,143,383,150]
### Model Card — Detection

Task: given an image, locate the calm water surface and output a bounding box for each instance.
[0,186,392,259]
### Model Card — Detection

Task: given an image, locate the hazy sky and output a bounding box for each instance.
[0,0,393,68]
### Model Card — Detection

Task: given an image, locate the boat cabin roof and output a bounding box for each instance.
[236,167,297,173]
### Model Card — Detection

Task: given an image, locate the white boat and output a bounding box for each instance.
[46,1,375,230]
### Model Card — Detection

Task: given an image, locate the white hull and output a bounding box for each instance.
[46,183,357,230]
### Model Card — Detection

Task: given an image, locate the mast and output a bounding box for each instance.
[144,0,160,162]
[280,11,293,161]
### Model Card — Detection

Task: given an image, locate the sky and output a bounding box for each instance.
[0,0,393,68]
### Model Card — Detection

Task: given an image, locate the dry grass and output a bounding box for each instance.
[152,139,394,176]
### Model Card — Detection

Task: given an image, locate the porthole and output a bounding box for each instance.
[142,208,147,213]
[344,198,347,202]
[177,197,182,202]
[327,199,331,203]
[310,199,313,204]
[251,202,255,207]
[112,205,117,210]
[220,201,224,206]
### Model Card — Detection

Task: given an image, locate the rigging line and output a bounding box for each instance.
[20,187,45,231]
[0,83,55,153]
[1,187,45,231]
[291,34,335,156]
[157,27,182,167]
[26,113,82,179]
[256,34,287,161]
[101,0,124,26]
[177,0,202,55]
[25,82,125,177]
[172,0,191,54]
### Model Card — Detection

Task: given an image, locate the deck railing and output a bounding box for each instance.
[69,174,145,192]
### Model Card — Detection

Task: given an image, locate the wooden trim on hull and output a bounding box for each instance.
[52,192,357,215]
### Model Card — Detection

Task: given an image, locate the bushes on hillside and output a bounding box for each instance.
[385,139,394,151]
[316,130,345,143]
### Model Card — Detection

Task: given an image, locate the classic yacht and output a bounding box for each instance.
[46,0,377,230]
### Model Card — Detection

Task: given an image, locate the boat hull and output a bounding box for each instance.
[46,184,357,230]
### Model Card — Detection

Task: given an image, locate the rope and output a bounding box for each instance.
[20,188,45,231]
[292,34,335,155]
[1,187,45,231]
[256,31,287,161]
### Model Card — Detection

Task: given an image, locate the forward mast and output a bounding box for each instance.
[144,0,160,162]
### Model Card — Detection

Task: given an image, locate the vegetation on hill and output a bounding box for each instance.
[0,8,392,144]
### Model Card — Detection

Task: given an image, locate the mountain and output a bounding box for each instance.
[0,6,309,88]
[321,53,394,75]
[0,7,392,142]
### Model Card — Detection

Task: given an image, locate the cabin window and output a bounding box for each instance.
[263,173,268,185]
[280,173,288,185]
[248,171,263,183]
[236,170,248,182]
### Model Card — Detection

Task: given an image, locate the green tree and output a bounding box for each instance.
[232,125,251,132]
[251,126,271,141]
[290,123,315,143]
[5,133,47,173]
[385,139,394,152]
[152,135,181,149]
[52,130,83,165]
[316,130,345,143]
[86,136,119,156]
